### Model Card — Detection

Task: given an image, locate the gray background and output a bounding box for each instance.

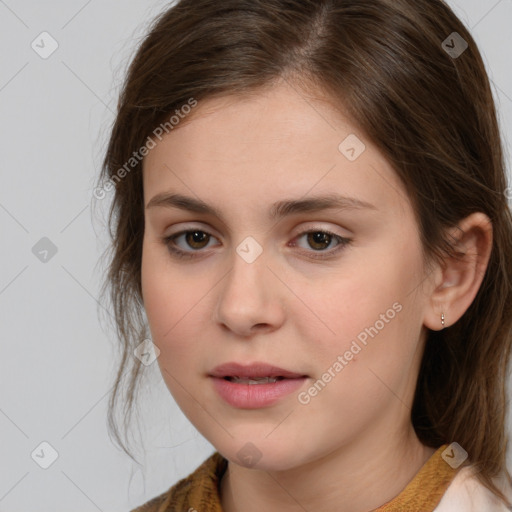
[1,1,511,510]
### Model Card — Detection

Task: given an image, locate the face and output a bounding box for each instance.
[141,81,431,471]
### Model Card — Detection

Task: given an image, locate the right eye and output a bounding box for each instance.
[162,229,219,259]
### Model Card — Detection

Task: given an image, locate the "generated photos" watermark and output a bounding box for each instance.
[298,301,403,405]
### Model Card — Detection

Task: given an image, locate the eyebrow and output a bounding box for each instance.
[146,192,377,220]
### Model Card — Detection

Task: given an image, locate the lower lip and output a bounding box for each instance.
[210,377,308,409]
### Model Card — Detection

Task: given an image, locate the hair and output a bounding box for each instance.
[97,0,512,505]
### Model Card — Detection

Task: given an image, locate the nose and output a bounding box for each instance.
[212,245,286,337]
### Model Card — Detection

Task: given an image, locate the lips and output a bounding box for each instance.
[208,362,309,408]
[209,362,307,380]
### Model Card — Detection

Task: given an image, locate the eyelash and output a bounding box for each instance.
[161,228,352,261]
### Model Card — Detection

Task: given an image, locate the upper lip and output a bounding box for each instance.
[209,362,307,379]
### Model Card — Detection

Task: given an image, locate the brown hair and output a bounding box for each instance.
[96,0,512,505]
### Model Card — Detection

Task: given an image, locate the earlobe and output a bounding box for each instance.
[423,212,493,331]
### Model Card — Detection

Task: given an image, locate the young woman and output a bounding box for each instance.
[97,0,512,510]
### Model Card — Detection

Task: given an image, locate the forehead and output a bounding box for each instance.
[142,82,410,220]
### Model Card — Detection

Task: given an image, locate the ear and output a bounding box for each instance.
[423,212,493,331]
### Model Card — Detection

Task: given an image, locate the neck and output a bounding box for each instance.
[220,427,436,512]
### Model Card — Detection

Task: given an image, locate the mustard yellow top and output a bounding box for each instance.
[131,443,463,512]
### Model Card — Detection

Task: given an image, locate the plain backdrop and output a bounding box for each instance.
[0,1,511,510]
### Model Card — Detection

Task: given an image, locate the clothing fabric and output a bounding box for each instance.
[131,444,511,512]
[435,464,512,512]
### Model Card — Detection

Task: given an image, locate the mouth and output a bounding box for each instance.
[208,362,309,409]
[222,376,288,384]
[209,361,308,380]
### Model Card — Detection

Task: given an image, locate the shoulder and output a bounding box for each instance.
[434,466,512,512]
[130,451,227,512]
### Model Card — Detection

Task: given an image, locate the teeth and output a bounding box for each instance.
[229,376,281,384]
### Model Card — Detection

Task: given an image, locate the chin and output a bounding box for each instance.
[212,437,312,472]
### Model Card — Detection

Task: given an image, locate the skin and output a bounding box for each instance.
[140,80,493,512]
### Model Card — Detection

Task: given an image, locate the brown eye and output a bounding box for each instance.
[163,227,352,262]
[306,231,333,251]
[291,228,352,261]
[162,229,218,260]
[184,231,210,249]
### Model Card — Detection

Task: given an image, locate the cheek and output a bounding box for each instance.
[141,239,182,344]
[301,239,424,373]
[292,250,425,433]
[141,244,171,337]
[141,238,212,367]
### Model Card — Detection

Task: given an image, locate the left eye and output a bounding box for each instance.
[162,228,351,260]
[292,229,346,251]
